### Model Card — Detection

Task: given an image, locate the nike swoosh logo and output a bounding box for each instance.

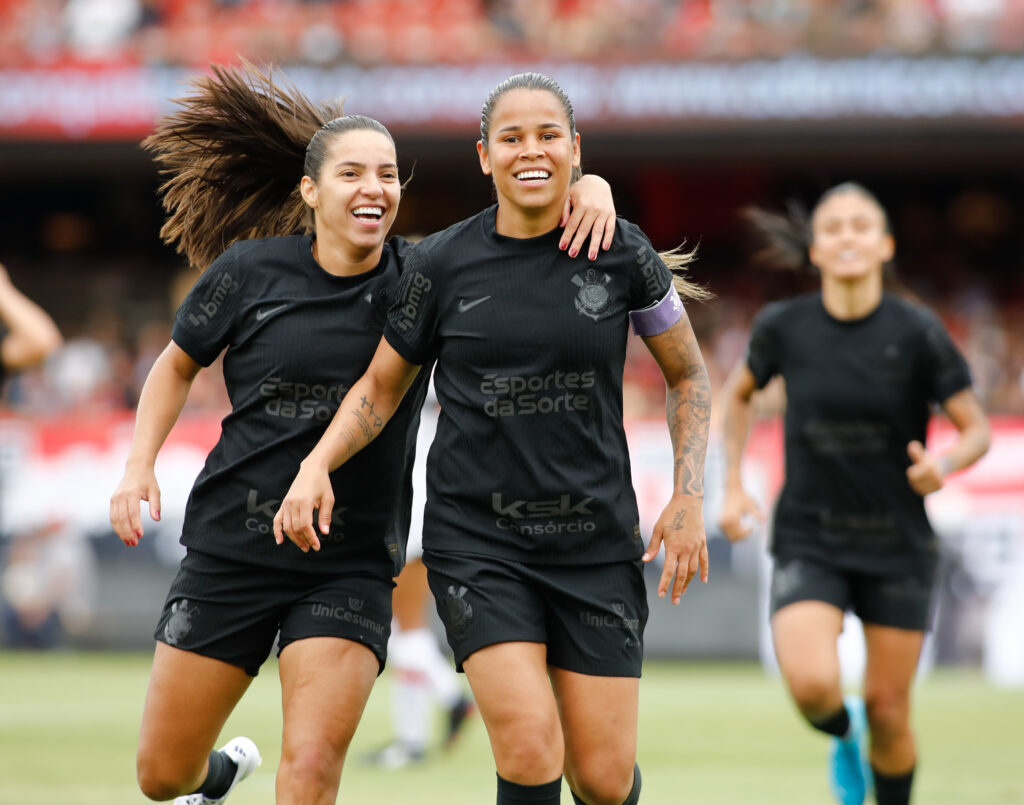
[256,304,288,321]
[457,296,491,313]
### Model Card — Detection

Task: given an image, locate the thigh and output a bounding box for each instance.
[138,642,252,774]
[277,571,394,673]
[771,600,846,693]
[863,624,924,703]
[543,560,648,677]
[423,551,548,670]
[550,668,638,782]
[278,636,380,757]
[462,641,563,777]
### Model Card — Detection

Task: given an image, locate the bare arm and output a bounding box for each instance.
[718,361,765,542]
[560,174,617,260]
[0,264,62,371]
[109,342,201,545]
[274,338,421,552]
[641,311,711,603]
[906,388,991,495]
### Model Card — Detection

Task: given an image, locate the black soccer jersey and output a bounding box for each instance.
[746,292,972,572]
[172,234,428,576]
[383,205,675,564]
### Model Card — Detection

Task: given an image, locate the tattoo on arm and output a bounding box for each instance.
[665,323,711,498]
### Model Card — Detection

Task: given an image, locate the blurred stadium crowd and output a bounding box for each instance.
[2,0,1023,69]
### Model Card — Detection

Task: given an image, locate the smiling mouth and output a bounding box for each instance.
[353,206,384,222]
[515,170,551,183]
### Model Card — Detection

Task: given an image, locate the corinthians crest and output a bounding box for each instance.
[571,269,612,321]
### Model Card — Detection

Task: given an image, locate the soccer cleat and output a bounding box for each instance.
[174,736,262,804]
[443,694,476,750]
[828,696,871,805]
[362,741,426,770]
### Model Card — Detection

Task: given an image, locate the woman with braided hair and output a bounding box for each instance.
[109,62,616,804]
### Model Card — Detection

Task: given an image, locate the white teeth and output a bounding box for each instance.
[515,170,550,181]
[353,206,383,217]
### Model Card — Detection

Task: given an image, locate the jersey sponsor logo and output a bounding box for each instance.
[803,420,890,455]
[255,303,288,321]
[480,369,595,418]
[579,601,640,632]
[163,599,200,645]
[186,271,239,327]
[393,271,432,332]
[310,602,386,635]
[245,489,347,541]
[571,269,612,321]
[260,377,348,421]
[636,243,666,299]
[492,492,598,536]
[457,295,491,313]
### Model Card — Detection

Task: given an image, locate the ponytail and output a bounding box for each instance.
[143,60,343,270]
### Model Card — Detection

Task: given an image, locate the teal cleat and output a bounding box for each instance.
[828,695,871,805]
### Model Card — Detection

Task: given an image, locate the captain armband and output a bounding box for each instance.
[629,286,683,337]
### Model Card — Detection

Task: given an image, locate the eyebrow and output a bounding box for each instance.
[495,122,564,134]
[334,161,399,170]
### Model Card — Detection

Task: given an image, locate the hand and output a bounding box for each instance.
[109,463,162,547]
[718,487,763,542]
[273,460,334,552]
[561,175,616,260]
[906,440,945,496]
[643,493,708,604]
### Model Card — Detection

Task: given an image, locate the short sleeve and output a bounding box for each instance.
[625,224,674,311]
[746,305,783,389]
[171,248,244,367]
[919,311,972,405]
[384,244,440,366]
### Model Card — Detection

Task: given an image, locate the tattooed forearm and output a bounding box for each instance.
[667,361,711,498]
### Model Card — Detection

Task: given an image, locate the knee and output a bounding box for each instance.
[864,691,910,741]
[136,753,197,801]
[279,741,344,795]
[568,756,635,805]
[490,713,563,780]
[787,673,836,714]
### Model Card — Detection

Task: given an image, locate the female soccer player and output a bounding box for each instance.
[718,183,991,805]
[275,72,711,805]
[109,63,615,805]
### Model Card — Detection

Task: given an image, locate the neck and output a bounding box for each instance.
[494,196,566,239]
[821,272,883,320]
[312,231,382,277]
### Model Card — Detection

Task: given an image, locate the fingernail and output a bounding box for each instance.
[589,250,597,260]
[569,247,578,258]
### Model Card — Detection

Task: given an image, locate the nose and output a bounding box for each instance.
[360,175,384,197]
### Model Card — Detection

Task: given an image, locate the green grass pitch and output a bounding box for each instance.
[1,652,1021,804]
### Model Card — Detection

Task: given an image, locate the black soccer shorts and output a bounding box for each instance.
[423,550,648,677]
[155,549,393,676]
[769,554,938,631]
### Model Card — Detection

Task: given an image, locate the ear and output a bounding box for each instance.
[571,132,581,168]
[300,175,318,209]
[477,140,492,176]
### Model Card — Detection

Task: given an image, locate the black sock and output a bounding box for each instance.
[872,765,915,805]
[569,764,642,805]
[191,749,237,799]
[496,774,562,804]
[810,705,851,738]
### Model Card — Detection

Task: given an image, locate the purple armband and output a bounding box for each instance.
[629,286,683,336]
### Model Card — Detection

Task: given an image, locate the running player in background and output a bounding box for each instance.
[109,62,614,805]
[718,183,991,805]
[276,71,711,805]
[365,376,475,770]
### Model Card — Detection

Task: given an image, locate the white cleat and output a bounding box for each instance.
[174,736,262,804]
